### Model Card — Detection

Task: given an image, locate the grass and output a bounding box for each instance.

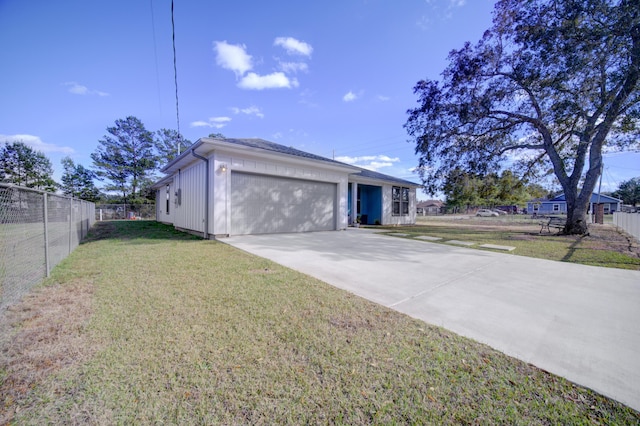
[376,215,640,270]
[1,220,639,424]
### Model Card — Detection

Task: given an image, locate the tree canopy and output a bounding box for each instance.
[442,169,542,211]
[60,156,101,202]
[154,129,192,166]
[0,141,57,191]
[405,0,639,234]
[611,176,640,205]
[91,116,156,203]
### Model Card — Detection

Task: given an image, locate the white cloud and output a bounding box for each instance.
[214,38,310,90]
[279,61,309,74]
[343,91,357,102]
[62,81,109,96]
[190,116,232,129]
[377,95,390,101]
[416,15,431,30]
[274,37,313,57]
[418,0,467,28]
[231,105,264,118]
[213,37,313,90]
[0,134,74,154]
[238,72,298,90]
[335,154,400,171]
[213,41,253,77]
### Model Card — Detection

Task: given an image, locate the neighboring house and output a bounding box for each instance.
[152,137,420,237]
[416,200,443,216]
[526,193,623,215]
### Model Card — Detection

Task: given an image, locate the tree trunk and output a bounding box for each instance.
[564,200,589,235]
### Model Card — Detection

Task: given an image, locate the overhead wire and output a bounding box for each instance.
[604,167,619,192]
[171,0,181,144]
[149,0,163,118]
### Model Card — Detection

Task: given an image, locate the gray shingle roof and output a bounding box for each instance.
[215,137,420,187]
[351,167,420,187]
[214,138,347,166]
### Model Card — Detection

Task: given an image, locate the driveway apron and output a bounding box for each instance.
[223,228,640,411]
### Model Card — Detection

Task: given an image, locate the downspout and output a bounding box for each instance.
[191,149,209,239]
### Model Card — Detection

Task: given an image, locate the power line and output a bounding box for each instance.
[171,0,181,139]
[149,0,163,118]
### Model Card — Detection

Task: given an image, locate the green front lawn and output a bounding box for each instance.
[377,216,640,270]
[1,221,638,424]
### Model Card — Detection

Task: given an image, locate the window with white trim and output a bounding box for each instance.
[553,204,560,212]
[392,186,410,216]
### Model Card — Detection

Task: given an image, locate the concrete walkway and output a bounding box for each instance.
[223,228,640,411]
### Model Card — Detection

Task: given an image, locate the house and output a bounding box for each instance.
[526,192,622,215]
[152,137,421,237]
[416,200,443,216]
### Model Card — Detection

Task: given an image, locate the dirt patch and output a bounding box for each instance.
[421,217,640,258]
[586,225,640,258]
[533,224,640,258]
[0,281,95,424]
[328,316,374,333]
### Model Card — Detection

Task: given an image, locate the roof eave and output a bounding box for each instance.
[206,138,361,173]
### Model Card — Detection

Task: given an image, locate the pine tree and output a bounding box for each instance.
[0,141,57,191]
[91,116,156,203]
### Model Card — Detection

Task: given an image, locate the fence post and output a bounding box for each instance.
[69,197,73,255]
[43,192,50,277]
[81,200,85,239]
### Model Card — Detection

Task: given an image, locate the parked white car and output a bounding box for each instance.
[476,209,499,217]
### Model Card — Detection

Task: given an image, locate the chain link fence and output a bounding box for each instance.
[95,204,156,221]
[0,183,95,311]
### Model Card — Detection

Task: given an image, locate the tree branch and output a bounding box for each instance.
[497,143,545,155]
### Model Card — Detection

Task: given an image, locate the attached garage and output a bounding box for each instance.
[231,172,336,235]
[153,137,418,238]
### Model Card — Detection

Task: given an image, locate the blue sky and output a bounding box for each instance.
[1,0,638,198]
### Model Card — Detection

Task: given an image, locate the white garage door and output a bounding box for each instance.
[231,172,336,235]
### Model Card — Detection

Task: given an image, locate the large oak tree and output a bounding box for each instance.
[405,0,640,234]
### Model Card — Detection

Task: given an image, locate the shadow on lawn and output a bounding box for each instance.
[560,234,588,263]
[82,220,203,244]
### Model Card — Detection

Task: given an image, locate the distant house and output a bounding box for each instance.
[416,200,443,216]
[151,137,421,237]
[526,193,622,215]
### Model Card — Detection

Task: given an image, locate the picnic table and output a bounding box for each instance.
[539,216,565,233]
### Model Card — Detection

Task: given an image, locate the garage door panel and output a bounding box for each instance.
[231,172,336,235]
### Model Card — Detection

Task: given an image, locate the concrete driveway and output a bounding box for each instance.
[223,228,640,411]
